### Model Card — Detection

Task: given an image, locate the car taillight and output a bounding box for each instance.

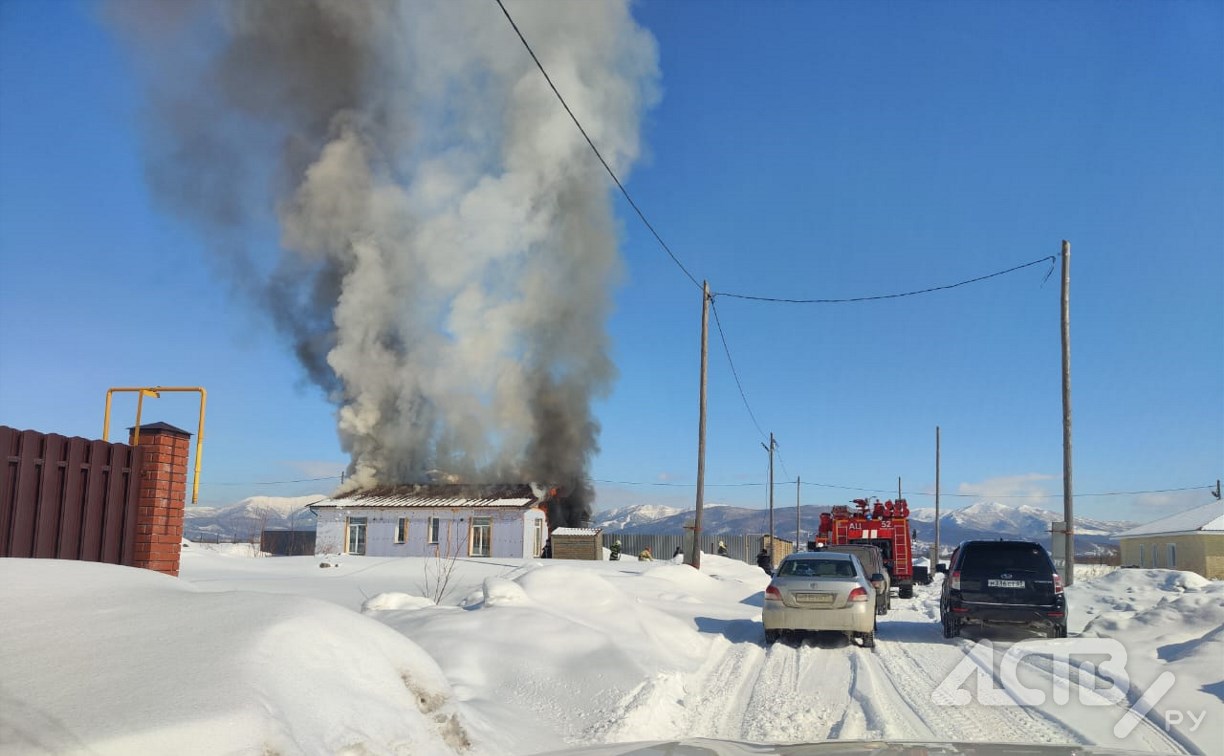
[950,570,960,590]
[765,585,782,601]
[1053,574,1063,594]
[849,586,870,602]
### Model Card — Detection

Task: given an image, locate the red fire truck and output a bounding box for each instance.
[814,498,917,599]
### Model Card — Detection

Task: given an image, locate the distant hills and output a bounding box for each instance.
[184,495,323,542]
[592,500,1136,556]
[186,495,1135,556]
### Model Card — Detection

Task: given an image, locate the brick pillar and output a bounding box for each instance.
[128,422,190,576]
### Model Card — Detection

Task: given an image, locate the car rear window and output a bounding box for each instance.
[960,543,1051,576]
[781,559,856,578]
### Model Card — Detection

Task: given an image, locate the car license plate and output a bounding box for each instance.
[988,579,1026,588]
[796,592,834,605]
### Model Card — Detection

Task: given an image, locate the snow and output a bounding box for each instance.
[1,552,1220,755]
[1117,500,1224,537]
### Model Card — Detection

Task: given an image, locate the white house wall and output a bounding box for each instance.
[315,507,547,558]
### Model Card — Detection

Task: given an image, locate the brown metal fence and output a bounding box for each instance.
[1,426,145,564]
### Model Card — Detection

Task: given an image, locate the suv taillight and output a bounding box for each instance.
[765,585,782,602]
[950,570,961,591]
[1053,574,1063,594]
[848,586,870,602]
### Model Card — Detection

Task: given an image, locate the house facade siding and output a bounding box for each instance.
[1119,533,1224,579]
[315,506,547,559]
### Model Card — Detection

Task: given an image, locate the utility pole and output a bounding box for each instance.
[1060,240,1075,587]
[795,476,801,550]
[897,477,902,502]
[934,426,941,566]
[762,433,777,565]
[689,281,711,571]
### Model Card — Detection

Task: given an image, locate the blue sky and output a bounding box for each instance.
[1,0,1220,522]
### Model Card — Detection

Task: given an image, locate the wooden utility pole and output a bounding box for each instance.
[1060,240,1075,587]
[796,476,801,550]
[689,281,711,570]
[762,433,776,564]
[934,426,941,566]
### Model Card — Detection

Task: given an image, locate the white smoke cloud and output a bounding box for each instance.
[113,0,659,522]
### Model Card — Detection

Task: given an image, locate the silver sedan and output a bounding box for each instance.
[762,552,878,648]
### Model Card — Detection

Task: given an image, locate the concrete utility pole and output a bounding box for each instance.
[934,426,941,566]
[762,433,777,564]
[689,281,711,571]
[1060,240,1075,587]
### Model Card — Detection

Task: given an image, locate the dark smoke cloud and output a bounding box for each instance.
[112,0,658,525]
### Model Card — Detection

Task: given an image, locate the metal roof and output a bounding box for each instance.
[552,527,601,536]
[1116,500,1224,538]
[309,483,545,510]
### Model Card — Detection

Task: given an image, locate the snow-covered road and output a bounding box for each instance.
[589,578,1191,753]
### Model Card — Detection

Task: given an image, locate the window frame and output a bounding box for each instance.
[345,516,367,556]
[427,516,441,545]
[470,516,492,557]
[1167,543,1176,569]
[394,517,408,544]
[1138,543,1145,567]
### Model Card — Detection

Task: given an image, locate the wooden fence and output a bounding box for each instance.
[1,426,144,564]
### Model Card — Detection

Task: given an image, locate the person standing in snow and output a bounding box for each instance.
[610,540,621,561]
[717,541,729,556]
[757,547,772,573]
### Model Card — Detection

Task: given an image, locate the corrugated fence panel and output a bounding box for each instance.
[0,426,143,565]
[0,426,18,556]
[58,437,88,558]
[34,433,66,558]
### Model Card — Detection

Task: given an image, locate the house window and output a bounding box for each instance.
[471,516,492,557]
[1167,543,1176,569]
[427,517,441,544]
[1138,544,1145,567]
[533,518,546,557]
[395,517,408,544]
[345,517,367,555]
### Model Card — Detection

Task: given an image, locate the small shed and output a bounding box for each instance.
[1116,500,1223,579]
[762,534,795,570]
[550,527,603,560]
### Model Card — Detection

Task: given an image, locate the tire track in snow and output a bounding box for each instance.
[737,637,857,743]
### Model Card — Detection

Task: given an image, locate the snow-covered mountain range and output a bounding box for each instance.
[187,496,1135,555]
[184,495,323,541]
[591,500,1137,555]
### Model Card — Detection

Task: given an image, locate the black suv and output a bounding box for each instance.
[939,540,1067,638]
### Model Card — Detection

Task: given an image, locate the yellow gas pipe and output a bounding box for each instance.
[104,386,207,505]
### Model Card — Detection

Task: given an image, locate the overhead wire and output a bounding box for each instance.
[493,0,702,290]
[595,477,1216,500]
[713,256,1057,304]
[709,297,767,441]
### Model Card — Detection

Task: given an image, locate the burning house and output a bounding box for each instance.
[114,2,658,517]
[310,483,567,559]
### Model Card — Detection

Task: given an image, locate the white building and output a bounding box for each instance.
[310,484,550,559]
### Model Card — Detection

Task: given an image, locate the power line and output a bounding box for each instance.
[210,475,342,486]
[709,297,766,441]
[494,0,701,290]
[595,477,1216,500]
[714,256,1057,304]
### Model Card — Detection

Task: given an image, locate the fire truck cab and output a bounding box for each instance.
[813,498,916,599]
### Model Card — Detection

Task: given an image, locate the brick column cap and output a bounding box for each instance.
[127,421,192,439]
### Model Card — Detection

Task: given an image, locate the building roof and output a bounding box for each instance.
[551,527,601,536]
[1117,500,1224,538]
[309,483,544,510]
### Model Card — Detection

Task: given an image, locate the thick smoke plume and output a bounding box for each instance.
[112,0,658,525]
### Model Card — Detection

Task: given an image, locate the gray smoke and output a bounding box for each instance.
[112,0,659,525]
